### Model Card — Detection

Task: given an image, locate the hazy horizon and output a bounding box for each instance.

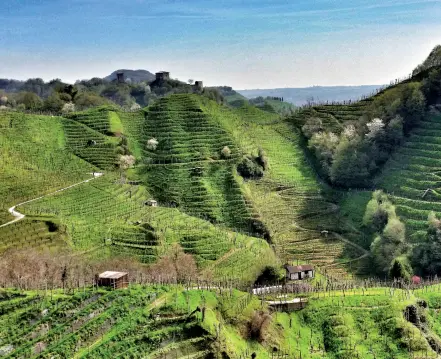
[2,0,441,88]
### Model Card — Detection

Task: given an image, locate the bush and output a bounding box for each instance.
[248,311,272,342]
[220,146,231,159]
[237,156,264,179]
[256,147,268,170]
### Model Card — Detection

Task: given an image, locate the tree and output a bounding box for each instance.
[62,102,75,113]
[74,92,109,110]
[146,138,159,150]
[330,136,370,187]
[308,131,339,176]
[365,118,385,140]
[412,212,441,275]
[301,117,323,138]
[18,92,43,110]
[363,190,392,232]
[389,257,412,281]
[44,93,64,113]
[188,79,194,85]
[118,155,136,170]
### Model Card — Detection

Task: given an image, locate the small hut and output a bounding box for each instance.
[145,199,158,207]
[96,271,129,289]
[284,264,315,281]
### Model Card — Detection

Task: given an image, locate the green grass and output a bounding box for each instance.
[0,111,93,227]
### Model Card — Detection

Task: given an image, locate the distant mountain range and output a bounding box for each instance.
[104,69,155,83]
[237,85,384,106]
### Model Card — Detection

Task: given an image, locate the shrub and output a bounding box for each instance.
[220,146,231,159]
[146,138,159,150]
[256,147,268,170]
[237,156,264,179]
[248,311,272,342]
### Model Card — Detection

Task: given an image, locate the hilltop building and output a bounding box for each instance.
[155,71,170,81]
[116,72,125,84]
[96,271,129,289]
[194,81,203,90]
[284,264,315,281]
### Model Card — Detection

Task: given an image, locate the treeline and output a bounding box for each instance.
[300,69,441,187]
[0,76,224,114]
[249,96,284,105]
[362,190,441,279]
[0,244,199,290]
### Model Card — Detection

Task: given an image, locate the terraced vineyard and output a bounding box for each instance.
[2,285,441,358]
[0,111,93,227]
[379,109,441,240]
[208,103,366,278]
[140,95,259,234]
[0,94,367,284]
[0,219,64,252]
[291,100,371,133]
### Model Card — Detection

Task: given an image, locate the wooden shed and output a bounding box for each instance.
[145,199,158,207]
[96,271,129,289]
[285,264,315,281]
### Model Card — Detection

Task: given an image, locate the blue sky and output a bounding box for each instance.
[1,0,441,88]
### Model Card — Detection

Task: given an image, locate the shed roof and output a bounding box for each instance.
[285,265,314,274]
[98,271,128,279]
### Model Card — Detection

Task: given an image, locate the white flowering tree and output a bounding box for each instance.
[147,138,159,150]
[119,155,136,170]
[118,154,136,182]
[130,103,141,111]
[365,118,385,140]
[61,102,75,113]
[343,125,356,139]
[0,96,8,105]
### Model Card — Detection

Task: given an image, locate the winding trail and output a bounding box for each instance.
[0,173,103,229]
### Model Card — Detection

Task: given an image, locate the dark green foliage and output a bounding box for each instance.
[330,137,371,187]
[363,191,408,274]
[389,257,412,281]
[254,266,280,285]
[237,156,264,179]
[44,92,64,112]
[412,212,441,276]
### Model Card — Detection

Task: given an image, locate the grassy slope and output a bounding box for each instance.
[0,111,94,249]
[377,108,441,241]
[7,99,275,285]
[204,100,366,278]
[2,285,441,358]
[1,94,365,283]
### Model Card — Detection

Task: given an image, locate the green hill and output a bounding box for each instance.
[0,92,367,284]
[2,284,441,358]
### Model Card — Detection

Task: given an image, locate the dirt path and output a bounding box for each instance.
[0,173,103,229]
